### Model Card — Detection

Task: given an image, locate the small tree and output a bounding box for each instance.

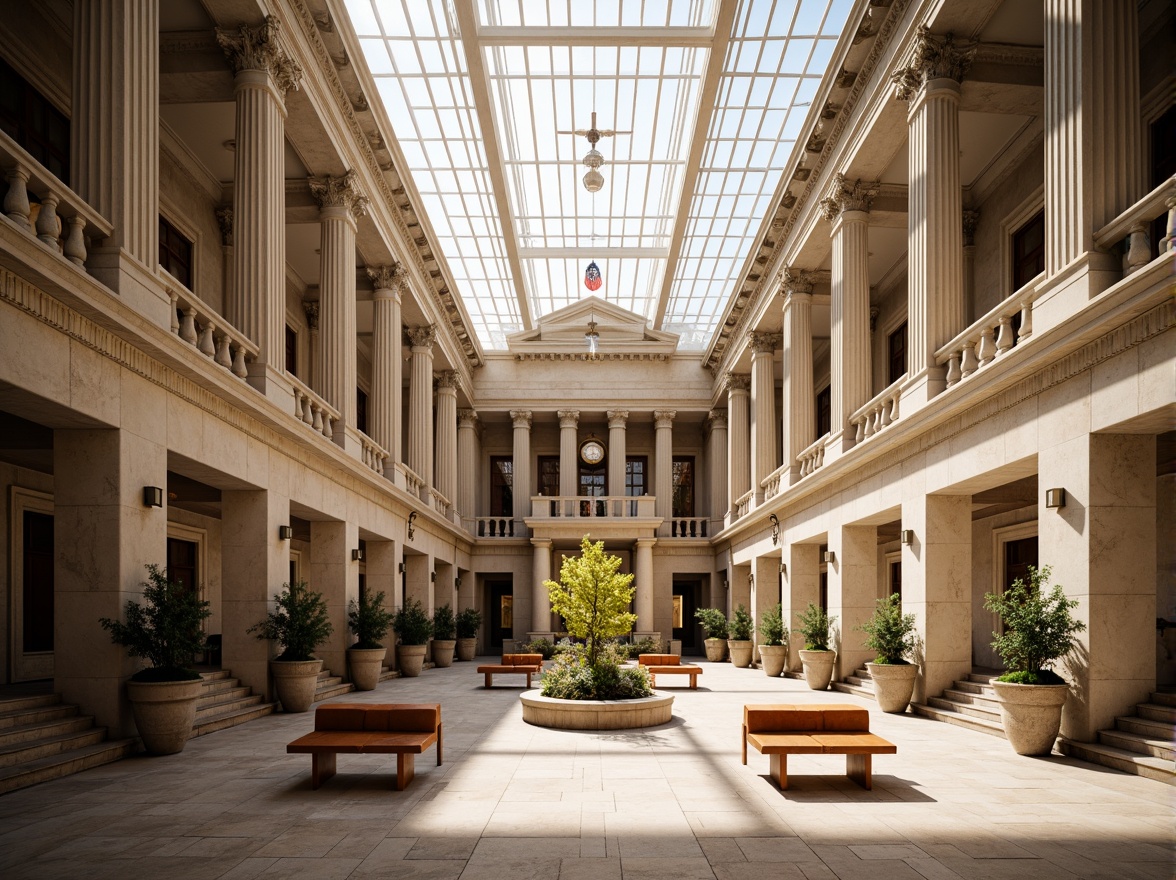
[248,581,332,662]
[456,607,483,639]
[984,565,1085,684]
[759,603,787,647]
[392,598,433,646]
[729,604,755,641]
[432,603,456,640]
[348,590,394,649]
[856,593,916,664]
[544,536,636,668]
[795,602,836,651]
[695,608,729,640]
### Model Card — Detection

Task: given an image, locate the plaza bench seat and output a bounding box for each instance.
[637,653,704,689]
[476,653,544,688]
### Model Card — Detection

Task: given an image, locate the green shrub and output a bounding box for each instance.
[984,565,1085,684]
[759,603,787,647]
[695,607,729,639]
[539,644,652,700]
[392,598,433,646]
[432,603,456,640]
[856,593,916,664]
[100,564,211,682]
[347,590,394,649]
[248,581,332,662]
[795,602,836,651]
[729,604,755,641]
[523,638,556,660]
[456,607,483,639]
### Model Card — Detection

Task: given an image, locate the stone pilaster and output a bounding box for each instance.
[635,538,656,631]
[784,543,821,672]
[434,371,459,512]
[654,410,676,536]
[826,524,878,679]
[307,520,358,689]
[310,172,368,443]
[511,410,533,534]
[531,538,552,632]
[607,411,629,497]
[706,410,728,531]
[725,373,751,524]
[367,263,406,461]
[406,326,436,492]
[457,409,478,525]
[748,332,780,500]
[558,410,580,498]
[780,269,815,484]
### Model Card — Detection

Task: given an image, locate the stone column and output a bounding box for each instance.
[901,493,972,704]
[216,208,234,313]
[558,410,580,499]
[367,264,406,462]
[303,302,320,392]
[434,372,459,513]
[892,28,971,406]
[308,520,357,686]
[72,0,159,306]
[404,554,432,616]
[406,326,436,494]
[635,538,655,631]
[217,16,303,385]
[827,524,878,680]
[753,555,781,652]
[607,411,629,497]
[457,409,478,527]
[654,410,676,536]
[531,538,552,633]
[725,374,751,524]
[748,332,780,500]
[780,269,815,484]
[784,543,821,672]
[364,540,399,612]
[310,172,368,446]
[706,410,727,533]
[511,411,533,535]
[962,209,979,313]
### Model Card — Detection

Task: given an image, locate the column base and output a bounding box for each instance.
[247,363,296,413]
[88,246,171,326]
[900,367,948,413]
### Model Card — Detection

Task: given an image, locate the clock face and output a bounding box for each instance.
[580,439,606,465]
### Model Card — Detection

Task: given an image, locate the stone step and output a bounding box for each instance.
[314,681,355,702]
[966,671,1000,685]
[0,693,62,715]
[941,687,1001,710]
[199,677,245,697]
[1099,728,1175,762]
[910,701,1007,739]
[1149,691,1176,708]
[1115,714,1175,740]
[951,679,994,697]
[0,715,96,748]
[192,700,276,738]
[199,670,232,682]
[0,726,110,768]
[197,685,251,709]
[195,693,265,722]
[830,681,874,700]
[0,737,136,796]
[379,667,401,682]
[1058,739,1176,786]
[1136,702,1176,724]
[0,702,77,731]
[927,695,1001,722]
[845,674,874,689]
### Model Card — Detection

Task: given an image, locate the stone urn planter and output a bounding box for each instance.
[126,679,203,755]
[397,644,428,677]
[456,637,478,661]
[431,639,457,668]
[703,638,727,662]
[271,658,322,713]
[727,639,754,668]
[347,647,387,691]
[520,692,674,730]
[799,649,836,690]
[759,644,788,678]
[992,681,1069,755]
[866,661,918,713]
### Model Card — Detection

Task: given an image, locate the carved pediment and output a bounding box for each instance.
[506,296,679,360]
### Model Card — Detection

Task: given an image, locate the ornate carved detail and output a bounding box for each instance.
[706,410,727,432]
[653,410,677,428]
[367,262,407,294]
[870,306,880,332]
[607,410,629,429]
[805,121,827,154]
[891,27,975,102]
[962,209,981,246]
[725,373,751,393]
[215,15,304,97]
[819,173,880,222]
[435,370,459,391]
[313,12,333,32]
[749,332,781,354]
[308,171,369,219]
[779,267,816,296]
[457,408,479,427]
[352,92,369,112]
[405,325,436,349]
[302,301,319,332]
[557,410,580,428]
[835,67,858,89]
[510,410,533,430]
[853,6,879,44]
[214,207,233,246]
[820,101,841,120]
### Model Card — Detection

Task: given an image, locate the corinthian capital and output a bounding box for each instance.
[214,207,233,246]
[367,262,407,294]
[818,173,879,222]
[405,325,436,349]
[435,370,460,391]
[890,27,975,102]
[308,171,369,219]
[725,373,751,393]
[779,266,816,297]
[749,332,781,354]
[215,15,303,96]
[510,410,532,430]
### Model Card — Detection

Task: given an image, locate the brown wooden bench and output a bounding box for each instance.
[637,653,704,689]
[287,703,442,790]
[476,653,544,688]
[742,704,895,790]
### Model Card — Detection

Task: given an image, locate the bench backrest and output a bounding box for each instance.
[315,703,441,734]
[744,704,869,734]
[637,654,680,666]
[502,653,543,667]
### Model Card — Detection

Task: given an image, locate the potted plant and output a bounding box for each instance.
[347,590,394,691]
[695,608,729,662]
[431,603,457,668]
[393,598,432,677]
[795,602,837,690]
[727,604,755,668]
[455,607,482,661]
[99,564,211,755]
[248,581,332,713]
[984,565,1085,755]
[857,593,918,713]
[758,603,789,677]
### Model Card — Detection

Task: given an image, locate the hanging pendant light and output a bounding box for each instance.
[584,319,599,354]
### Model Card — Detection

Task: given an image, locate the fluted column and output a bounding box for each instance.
[780,269,815,484]
[654,410,676,537]
[892,28,971,405]
[607,411,629,497]
[367,264,406,462]
[635,538,655,631]
[706,410,728,531]
[434,372,459,513]
[217,16,302,379]
[558,411,580,498]
[457,409,478,526]
[406,326,436,493]
[511,411,532,535]
[531,538,552,633]
[748,333,780,500]
[310,172,368,444]
[725,374,751,524]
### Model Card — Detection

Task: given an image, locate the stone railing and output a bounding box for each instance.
[1094,175,1176,272]
[475,516,515,538]
[936,277,1040,388]
[796,434,828,478]
[164,277,257,381]
[1,130,113,273]
[358,431,389,477]
[429,487,452,518]
[670,517,708,538]
[849,377,903,444]
[761,463,790,500]
[733,489,755,520]
[397,462,426,501]
[287,374,338,440]
[530,494,656,519]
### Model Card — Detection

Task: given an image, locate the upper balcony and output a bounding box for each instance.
[475,494,711,542]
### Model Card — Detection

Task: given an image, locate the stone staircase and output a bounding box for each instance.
[831,664,877,701]
[193,670,275,737]
[0,692,135,795]
[313,667,354,703]
[910,670,1005,737]
[1059,692,1176,785]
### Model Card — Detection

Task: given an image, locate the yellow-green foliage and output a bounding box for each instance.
[545,536,637,668]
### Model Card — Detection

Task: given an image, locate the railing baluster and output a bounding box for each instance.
[63,215,87,266]
[35,193,61,250]
[3,165,31,230]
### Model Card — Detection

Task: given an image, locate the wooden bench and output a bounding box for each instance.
[287,703,442,790]
[476,653,544,688]
[637,653,704,689]
[742,704,895,790]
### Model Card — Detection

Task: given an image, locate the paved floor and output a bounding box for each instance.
[0,660,1171,880]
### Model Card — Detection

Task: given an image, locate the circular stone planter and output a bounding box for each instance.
[520,692,674,730]
[431,639,457,668]
[347,647,387,691]
[727,639,754,668]
[126,679,203,755]
[456,637,477,661]
[759,644,788,678]
[992,680,1069,756]
[703,638,727,662]
[271,659,322,713]
[397,644,428,677]
[866,661,918,713]
[799,649,836,690]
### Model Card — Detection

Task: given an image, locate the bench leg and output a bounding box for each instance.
[650,674,657,688]
[689,673,698,689]
[741,724,747,765]
[437,722,443,766]
[525,672,532,687]
[311,752,336,790]
[484,672,493,688]
[846,754,872,790]
[394,752,416,790]
[769,753,789,790]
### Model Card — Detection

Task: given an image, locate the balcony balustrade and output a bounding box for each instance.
[936,276,1040,389]
[529,494,657,520]
[797,434,828,479]
[358,431,389,477]
[397,462,426,502]
[849,377,904,445]
[1094,176,1176,273]
[670,517,708,538]
[476,516,515,538]
[164,276,257,383]
[287,373,338,440]
[761,463,790,501]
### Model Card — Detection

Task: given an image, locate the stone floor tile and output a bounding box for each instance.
[406,835,480,859]
[254,856,361,878]
[850,844,930,860]
[470,836,581,860]
[619,855,719,880]
[458,856,563,879]
[713,863,809,880]
[558,856,622,880]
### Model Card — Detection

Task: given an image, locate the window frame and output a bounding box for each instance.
[1000,185,1046,301]
[157,206,199,293]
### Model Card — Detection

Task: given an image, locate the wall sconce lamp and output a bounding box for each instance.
[1045,488,1066,509]
[748,571,755,588]
[398,562,406,574]
[722,578,729,591]
[823,550,836,564]
[769,513,780,546]
[352,548,365,562]
[455,577,461,588]
[142,486,164,508]
[779,562,787,575]
[900,529,914,545]
[278,525,294,541]
[407,511,418,540]
[430,571,437,583]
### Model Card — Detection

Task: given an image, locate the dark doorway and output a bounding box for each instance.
[889,559,902,599]
[1005,536,1039,591]
[166,537,198,595]
[672,580,702,655]
[23,510,54,653]
[488,580,513,649]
